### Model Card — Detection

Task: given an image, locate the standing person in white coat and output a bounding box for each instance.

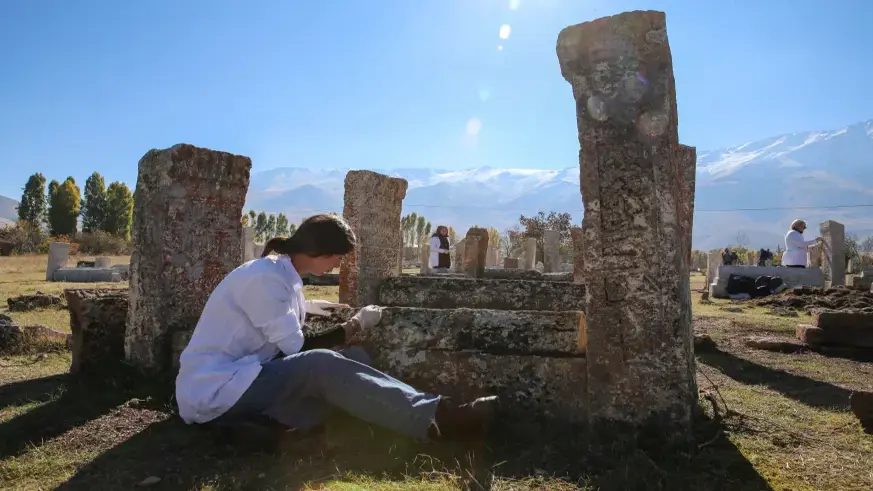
[175,214,496,446]
[429,225,452,272]
[783,219,821,268]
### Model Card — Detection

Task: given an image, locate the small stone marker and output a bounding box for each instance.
[46,242,70,281]
[820,220,846,286]
[543,230,561,273]
[463,227,489,278]
[453,238,466,273]
[66,288,129,376]
[523,238,537,270]
[419,242,430,275]
[242,227,255,262]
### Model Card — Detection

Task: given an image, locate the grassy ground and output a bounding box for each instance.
[1,257,872,490]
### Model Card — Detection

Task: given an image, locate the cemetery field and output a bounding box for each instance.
[1,256,872,490]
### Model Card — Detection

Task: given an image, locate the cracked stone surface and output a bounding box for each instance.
[126,144,251,372]
[379,276,586,311]
[557,10,695,440]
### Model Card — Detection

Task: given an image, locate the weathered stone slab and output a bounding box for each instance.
[543,230,561,273]
[677,145,696,266]
[706,250,721,288]
[46,242,70,281]
[301,273,340,286]
[850,390,873,433]
[807,243,822,268]
[744,336,806,353]
[378,276,586,311]
[66,289,128,376]
[368,349,587,423]
[543,272,573,282]
[483,268,544,281]
[53,267,124,283]
[463,227,489,278]
[814,310,873,330]
[503,257,519,269]
[821,220,846,286]
[7,292,63,312]
[242,227,255,262]
[709,265,824,298]
[419,243,430,276]
[796,324,827,346]
[558,10,695,440]
[339,170,408,307]
[362,307,583,356]
[571,227,584,284]
[523,238,536,270]
[126,144,251,372]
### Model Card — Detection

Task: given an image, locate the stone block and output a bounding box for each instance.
[126,144,251,372]
[419,243,430,275]
[53,267,124,283]
[483,268,544,281]
[558,10,695,439]
[65,289,129,376]
[543,230,561,273]
[46,242,70,281]
[796,324,827,346]
[463,227,489,278]
[453,238,466,273]
[369,350,587,423]
[95,256,111,268]
[820,220,846,286]
[7,292,63,312]
[850,390,873,433]
[570,227,584,284]
[339,170,408,307]
[503,257,519,269]
[363,307,583,356]
[744,336,806,353]
[523,238,537,270]
[242,227,255,262]
[709,265,824,298]
[378,276,586,311]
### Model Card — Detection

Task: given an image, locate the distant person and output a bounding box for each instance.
[722,248,738,266]
[757,248,774,267]
[429,225,452,272]
[782,219,820,268]
[175,214,495,445]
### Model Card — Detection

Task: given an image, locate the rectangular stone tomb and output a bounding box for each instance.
[378,276,586,311]
[364,307,583,356]
[53,267,125,283]
[709,265,824,298]
[65,288,128,376]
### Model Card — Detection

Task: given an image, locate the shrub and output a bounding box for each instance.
[75,230,132,255]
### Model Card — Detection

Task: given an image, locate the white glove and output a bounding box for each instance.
[352,305,383,330]
[306,299,350,317]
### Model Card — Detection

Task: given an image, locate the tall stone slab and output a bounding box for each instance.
[523,238,537,270]
[558,10,695,442]
[463,227,489,278]
[46,242,70,281]
[453,239,467,273]
[126,144,251,371]
[419,243,430,276]
[820,220,846,286]
[706,250,721,287]
[338,170,408,307]
[242,227,255,262]
[677,145,696,266]
[543,230,561,273]
[570,227,584,284]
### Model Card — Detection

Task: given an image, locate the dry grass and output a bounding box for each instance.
[1,259,872,490]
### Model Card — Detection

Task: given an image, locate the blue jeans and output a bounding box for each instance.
[212,347,441,439]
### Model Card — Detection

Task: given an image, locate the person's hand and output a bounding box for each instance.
[343,306,383,345]
[307,299,350,317]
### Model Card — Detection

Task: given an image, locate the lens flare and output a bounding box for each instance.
[466,118,482,136]
[499,24,511,40]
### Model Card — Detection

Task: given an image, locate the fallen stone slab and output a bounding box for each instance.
[378,276,586,311]
[65,289,128,376]
[7,292,64,312]
[850,391,873,434]
[814,309,873,330]
[363,307,583,356]
[807,314,873,349]
[368,349,587,423]
[744,336,806,354]
[301,273,340,286]
[710,265,824,299]
[53,267,124,283]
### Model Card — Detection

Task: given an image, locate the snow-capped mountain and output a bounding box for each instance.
[245,119,873,251]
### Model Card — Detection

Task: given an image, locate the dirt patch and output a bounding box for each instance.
[757,286,873,311]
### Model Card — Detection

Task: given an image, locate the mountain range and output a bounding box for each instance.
[2,119,872,250]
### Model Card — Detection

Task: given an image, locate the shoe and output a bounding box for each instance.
[428,395,498,441]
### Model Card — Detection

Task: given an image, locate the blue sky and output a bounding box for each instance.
[1,0,871,199]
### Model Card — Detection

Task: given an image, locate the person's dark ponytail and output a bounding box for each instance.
[262,236,300,257]
[260,214,356,258]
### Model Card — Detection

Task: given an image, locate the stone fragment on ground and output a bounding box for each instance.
[721,307,744,313]
[849,390,873,434]
[744,336,806,354]
[65,288,128,375]
[6,292,63,312]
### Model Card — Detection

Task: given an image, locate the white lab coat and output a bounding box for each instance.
[783,229,817,267]
[175,255,319,424]
[429,235,450,268]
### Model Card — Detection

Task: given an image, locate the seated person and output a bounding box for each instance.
[175,214,496,442]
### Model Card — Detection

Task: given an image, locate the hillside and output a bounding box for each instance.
[0,195,18,228]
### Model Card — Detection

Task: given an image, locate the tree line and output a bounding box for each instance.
[16,172,133,238]
[242,210,295,243]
